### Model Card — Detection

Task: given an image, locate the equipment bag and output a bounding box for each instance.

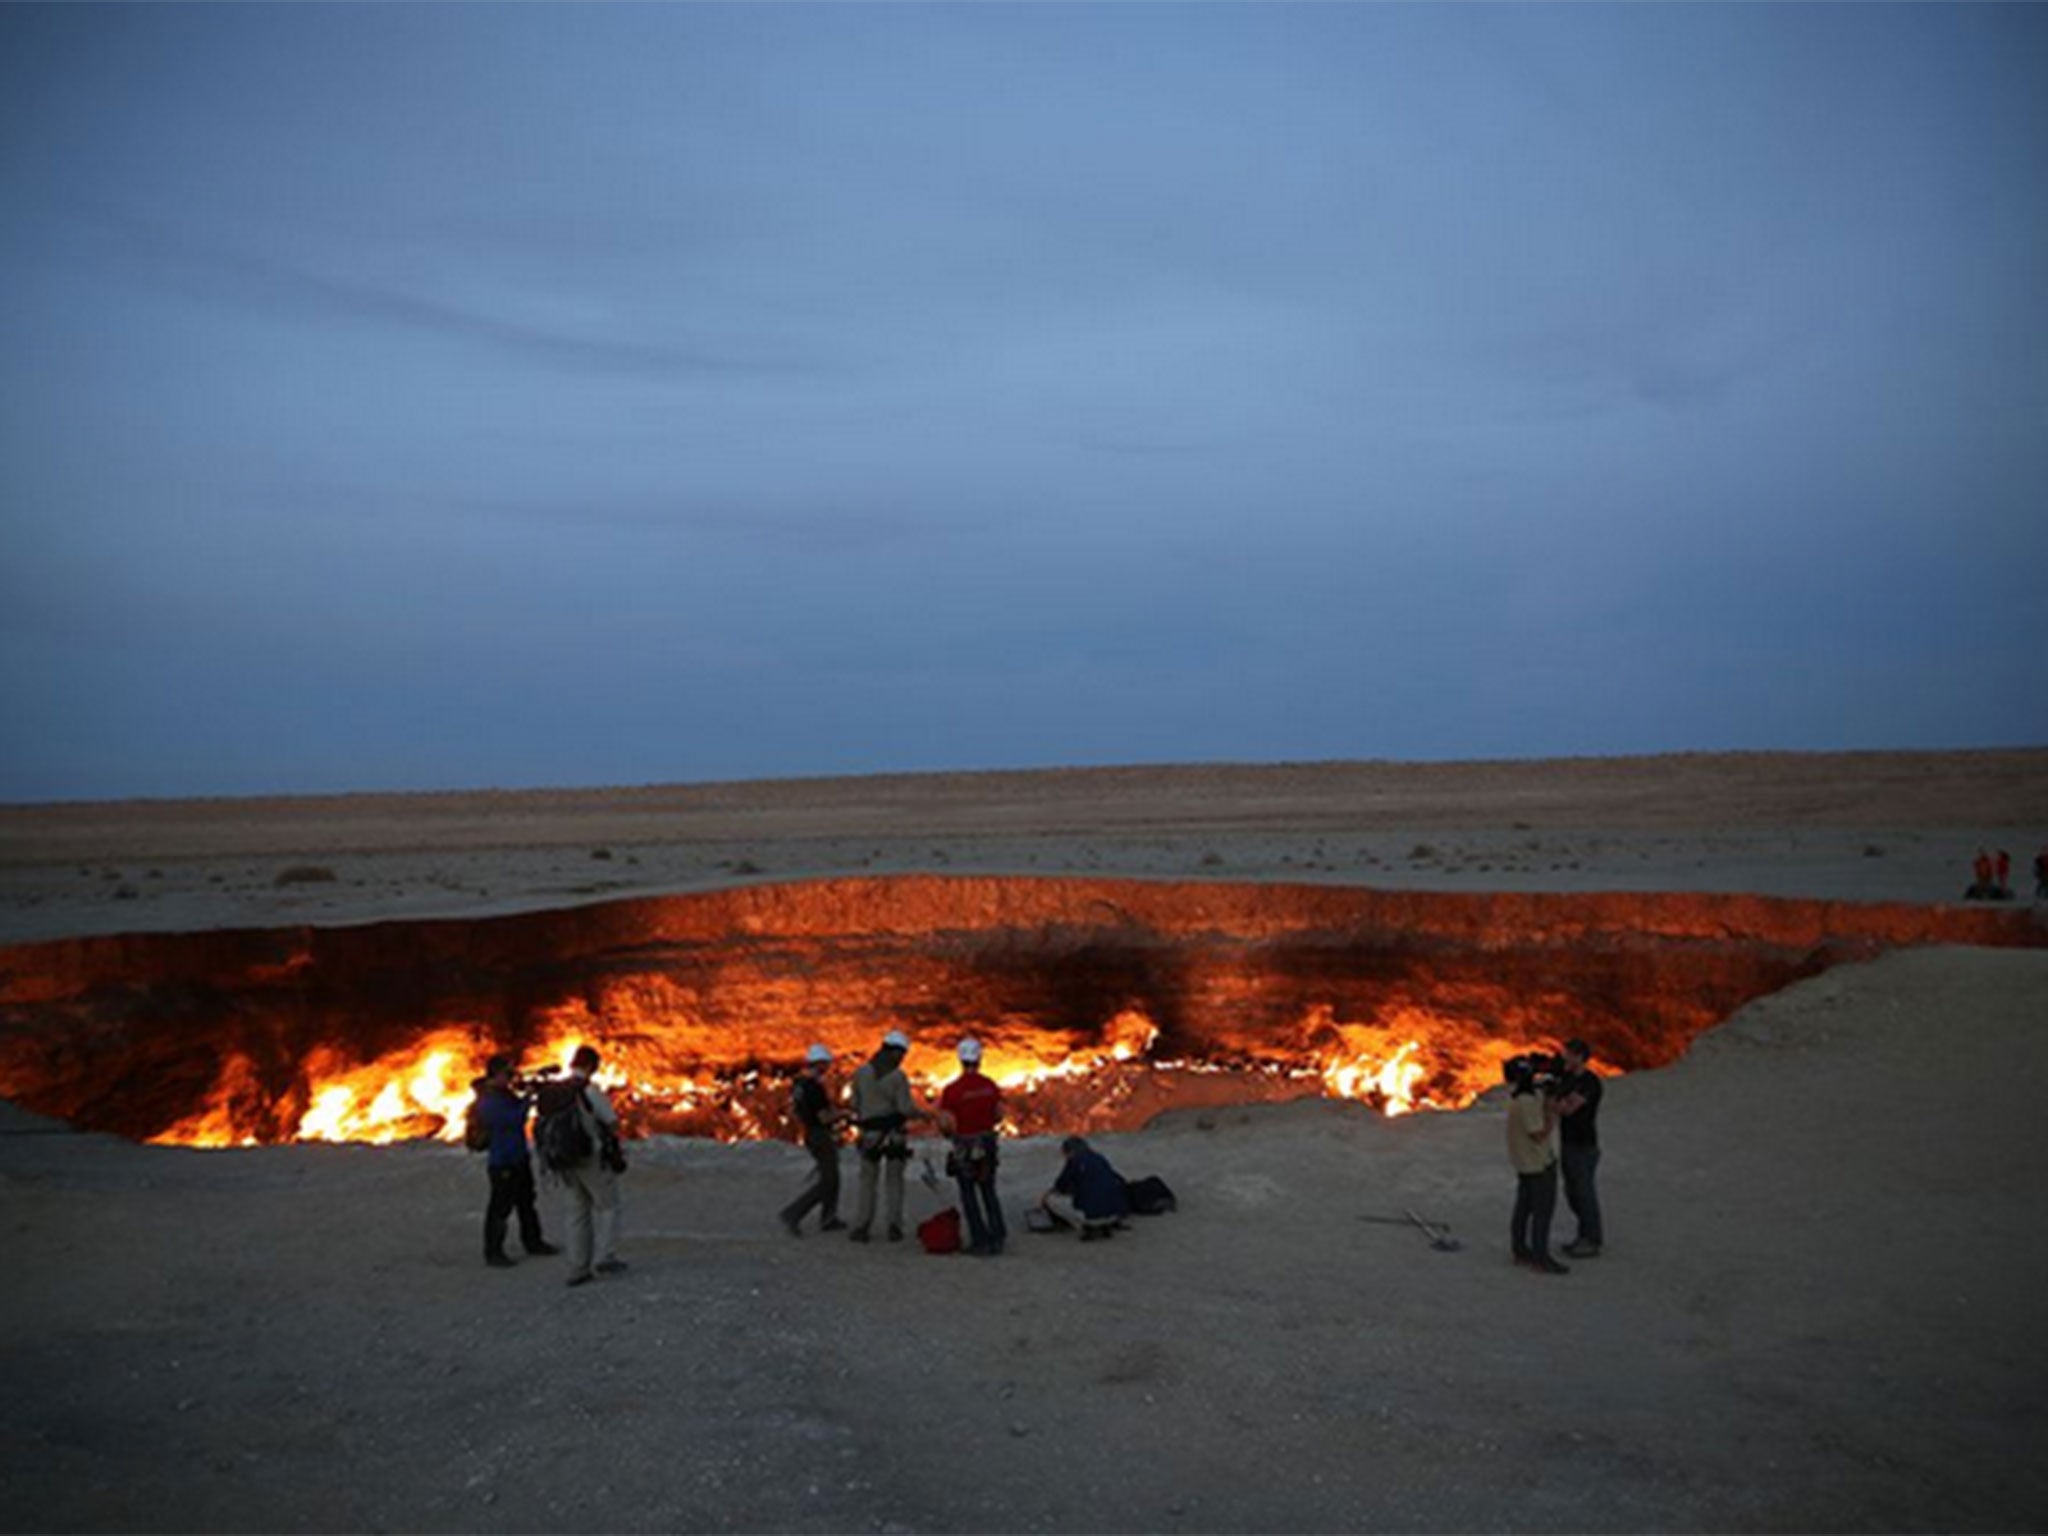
[918,1206,963,1255]
[1124,1174,1178,1215]
[462,1094,491,1154]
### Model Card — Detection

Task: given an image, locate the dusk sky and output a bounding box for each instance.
[3,4,2044,803]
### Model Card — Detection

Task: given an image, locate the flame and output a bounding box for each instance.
[143,1001,1551,1149]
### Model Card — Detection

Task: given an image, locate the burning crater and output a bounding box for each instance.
[0,876,2039,1148]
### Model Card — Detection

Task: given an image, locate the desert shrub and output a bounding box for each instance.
[1408,843,1438,861]
[274,865,338,887]
[591,847,613,861]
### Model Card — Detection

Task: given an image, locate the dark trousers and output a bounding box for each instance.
[781,1139,841,1228]
[1561,1142,1603,1245]
[485,1161,546,1259]
[956,1169,1007,1252]
[1511,1162,1559,1262]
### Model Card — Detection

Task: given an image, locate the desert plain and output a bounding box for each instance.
[2,750,2046,1534]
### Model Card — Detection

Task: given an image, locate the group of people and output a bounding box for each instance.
[1503,1038,1604,1276]
[779,1031,1131,1253]
[468,1044,628,1288]
[471,1028,1608,1284]
[1966,845,2048,902]
[468,1032,1130,1285]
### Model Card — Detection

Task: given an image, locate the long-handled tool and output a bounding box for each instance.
[1359,1209,1463,1252]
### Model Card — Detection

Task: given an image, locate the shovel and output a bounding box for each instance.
[1359,1209,1463,1252]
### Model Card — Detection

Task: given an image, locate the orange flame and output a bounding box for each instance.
[145,1002,1547,1149]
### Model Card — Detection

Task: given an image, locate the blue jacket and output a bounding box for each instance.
[1053,1149,1129,1222]
[477,1084,532,1170]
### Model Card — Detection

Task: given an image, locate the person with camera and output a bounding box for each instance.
[1555,1038,1604,1259]
[780,1044,850,1236]
[1505,1054,1568,1275]
[846,1028,931,1243]
[473,1054,560,1269]
[550,1043,627,1288]
[937,1036,1006,1257]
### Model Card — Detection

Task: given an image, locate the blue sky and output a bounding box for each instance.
[3,3,2044,802]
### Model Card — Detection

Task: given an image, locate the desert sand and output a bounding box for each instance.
[2,750,2045,1534]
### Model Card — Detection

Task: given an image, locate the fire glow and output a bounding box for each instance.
[148,1006,1505,1149]
[3,875,2040,1150]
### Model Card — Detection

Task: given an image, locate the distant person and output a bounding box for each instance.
[542,1044,627,1288]
[472,1054,559,1269]
[847,1030,929,1243]
[1555,1039,1604,1260]
[1970,848,1996,900]
[780,1044,849,1236]
[2035,846,2048,900]
[1039,1135,1130,1241]
[937,1037,1006,1257]
[1995,849,2012,898]
[1505,1054,1567,1275]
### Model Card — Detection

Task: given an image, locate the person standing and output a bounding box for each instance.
[1556,1038,1604,1260]
[1995,849,2012,898]
[1506,1055,1567,1275]
[846,1029,928,1244]
[550,1044,627,1288]
[474,1055,559,1268]
[937,1037,1006,1257]
[780,1044,849,1236]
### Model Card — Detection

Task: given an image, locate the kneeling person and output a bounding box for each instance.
[1040,1136,1129,1241]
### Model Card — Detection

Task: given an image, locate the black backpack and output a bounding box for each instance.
[1124,1174,1178,1215]
[462,1092,491,1153]
[533,1078,595,1172]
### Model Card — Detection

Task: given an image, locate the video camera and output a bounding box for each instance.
[511,1063,563,1096]
[1502,1052,1567,1092]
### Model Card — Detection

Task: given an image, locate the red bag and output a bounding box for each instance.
[918,1206,963,1255]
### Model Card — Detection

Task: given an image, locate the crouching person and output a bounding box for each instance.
[1039,1135,1130,1241]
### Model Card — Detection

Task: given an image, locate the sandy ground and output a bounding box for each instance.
[2,751,2046,1534]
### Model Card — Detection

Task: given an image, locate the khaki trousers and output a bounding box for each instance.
[560,1163,621,1273]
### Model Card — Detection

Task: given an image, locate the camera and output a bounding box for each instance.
[1503,1052,1566,1091]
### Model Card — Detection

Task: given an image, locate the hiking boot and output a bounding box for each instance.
[566,1270,595,1288]
[525,1241,561,1257]
[1531,1257,1570,1275]
[848,1227,871,1244]
[886,1225,904,1243]
[819,1218,848,1232]
[1562,1240,1602,1259]
[595,1258,628,1275]
[485,1253,516,1269]
[780,1213,803,1238]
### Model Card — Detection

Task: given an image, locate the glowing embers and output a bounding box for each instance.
[144,1002,1532,1149]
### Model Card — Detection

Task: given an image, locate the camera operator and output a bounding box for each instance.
[1555,1038,1603,1259]
[473,1055,560,1269]
[1505,1054,1568,1275]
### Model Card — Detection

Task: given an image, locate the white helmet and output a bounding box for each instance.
[956,1037,983,1064]
[805,1043,832,1065]
[881,1029,910,1051]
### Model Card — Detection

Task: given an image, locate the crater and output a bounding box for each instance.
[0,875,2037,1146]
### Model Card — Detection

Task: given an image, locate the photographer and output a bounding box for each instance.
[1555,1039,1604,1259]
[1505,1054,1568,1275]
[473,1055,560,1269]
